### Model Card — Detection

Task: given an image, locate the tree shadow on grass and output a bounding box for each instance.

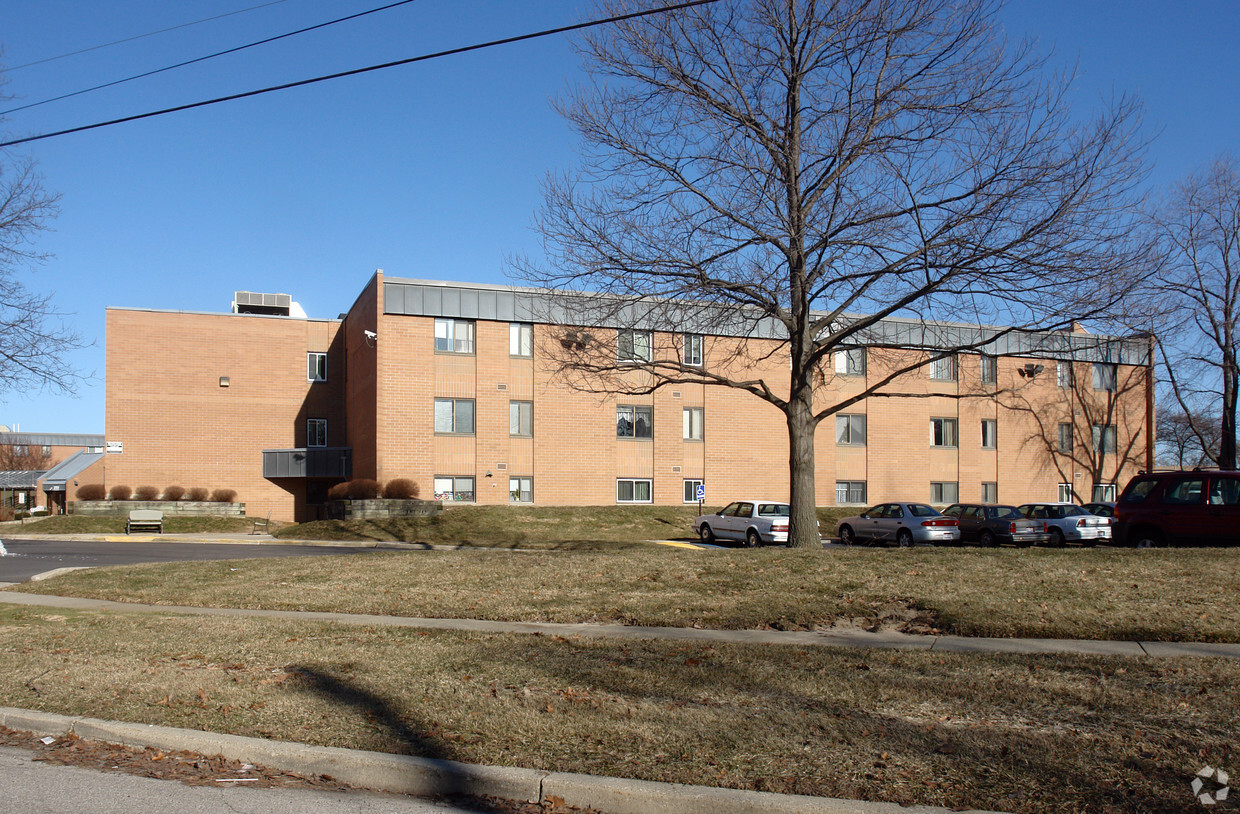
[286,664,513,813]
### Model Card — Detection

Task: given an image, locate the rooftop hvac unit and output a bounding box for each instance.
[233,291,292,316]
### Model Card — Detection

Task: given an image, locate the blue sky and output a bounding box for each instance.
[1,0,1237,434]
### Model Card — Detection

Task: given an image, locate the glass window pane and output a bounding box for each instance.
[634,480,651,501]
[434,400,454,433]
[454,400,474,434]
[635,407,652,438]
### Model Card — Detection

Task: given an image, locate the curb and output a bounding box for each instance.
[0,707,1004,814]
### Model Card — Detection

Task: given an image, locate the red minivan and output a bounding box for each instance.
[1113,470,1240,547]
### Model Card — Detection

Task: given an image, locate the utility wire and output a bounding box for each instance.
[0,0,719,149]
[2,0,420,116]
[6,0,293,71]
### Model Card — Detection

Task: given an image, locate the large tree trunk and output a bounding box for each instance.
[1221,358,1238,470]
[786,389,819,549]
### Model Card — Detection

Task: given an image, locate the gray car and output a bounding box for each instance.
[835,502,961,547]
[1017,502,1112,546]
[694,499,791,546]
[941,503,1051,547]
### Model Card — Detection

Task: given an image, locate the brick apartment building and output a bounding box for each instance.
[102,272,1153,522]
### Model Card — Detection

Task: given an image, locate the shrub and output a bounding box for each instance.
[209,488,238,503]
[76,483,106,501]
[0,507,12,522]
[162,485,186,501]
[108,485,133,501]
[345,479,382,500]
[327,482,349,501]
[186,487,209,502]
[383,478,420,499]
[134,485,159,501]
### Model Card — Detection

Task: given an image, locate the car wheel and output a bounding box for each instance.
[838,525,856,545]
[1049,527,1066,548]
[1132,527,1164,549]
[897,529,913,548]
[746,529,760,548]
[698,524,715,544]
[979,529,996,547]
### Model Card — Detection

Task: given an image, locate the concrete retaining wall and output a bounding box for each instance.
[69,500,246,517]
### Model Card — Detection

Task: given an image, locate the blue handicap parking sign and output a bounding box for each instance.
[695,483,706,501]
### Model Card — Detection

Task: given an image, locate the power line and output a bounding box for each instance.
[0,0,719,149]
[2,0,421,116]
[6,0,294,71]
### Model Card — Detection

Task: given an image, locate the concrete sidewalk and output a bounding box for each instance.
[0,707,1004,814]
[2,590,1238,659]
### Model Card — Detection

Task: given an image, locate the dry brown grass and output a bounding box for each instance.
[14,546,1240,642]
[0,604,1233,813]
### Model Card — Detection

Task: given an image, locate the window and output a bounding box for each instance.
[682,407,703,440]
[1092,424,1117,454]
[307,352,327,382]
[434,318,475,354]
[930,482,958,504]
[930,417,958,447]
[981,419,997,449]
[836,481,867,505]
[434,398,475,434]
[980,355,998,384]
[307,418,327,447]
[836,414,867,445]
[1058,483,1075,502]
[1092,363,1117,391]
[930,355,957,381]
[509,323,533,357]
[683,333,703,366]
[1057,361,1073,389]
[617,405,653,438]
[12,445,27,456]
[834,347,865,376]
[434,476,475,502]
[1057,423,1074,454]
[1092,483,1117,502]
[982,482,998,503]
[617,478,652,503]
[617,329,652,362]
[509,401,533,436]
[683,479,704,503]
[509,476,533,503]
[42,445,52,457]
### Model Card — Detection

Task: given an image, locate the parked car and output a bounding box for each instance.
[1113,469,1240,547]
[941,503,1051,547]
[1016,503,1112,546]
[835,502,960,547]
[1082,501,1116,519]
[694,500,792,546]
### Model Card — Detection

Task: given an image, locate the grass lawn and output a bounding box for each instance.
[0,603,1233,813]
[12,546,1240,642]
[12,515,261,535]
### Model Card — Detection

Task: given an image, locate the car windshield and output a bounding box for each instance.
[1060,506,1089,516]
[989,507,1020,520]
[908,504,940,517]
[757,504,790,516]
[1120,479,1158,504]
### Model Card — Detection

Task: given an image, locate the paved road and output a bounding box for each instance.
[0,539,382,583]
[0,745,492,814]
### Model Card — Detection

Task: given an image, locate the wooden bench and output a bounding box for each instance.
[126,509,163,534]
[250,513,270,534]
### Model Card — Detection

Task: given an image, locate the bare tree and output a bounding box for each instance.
[0,440,54,471]
[1155,406,1218,469]
[1150,156,1240,470]
[999,352,1148,502]
[515,0,1150,546]
[1,66,84,400]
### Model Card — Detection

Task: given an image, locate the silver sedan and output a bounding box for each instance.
[836,502,961,547]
